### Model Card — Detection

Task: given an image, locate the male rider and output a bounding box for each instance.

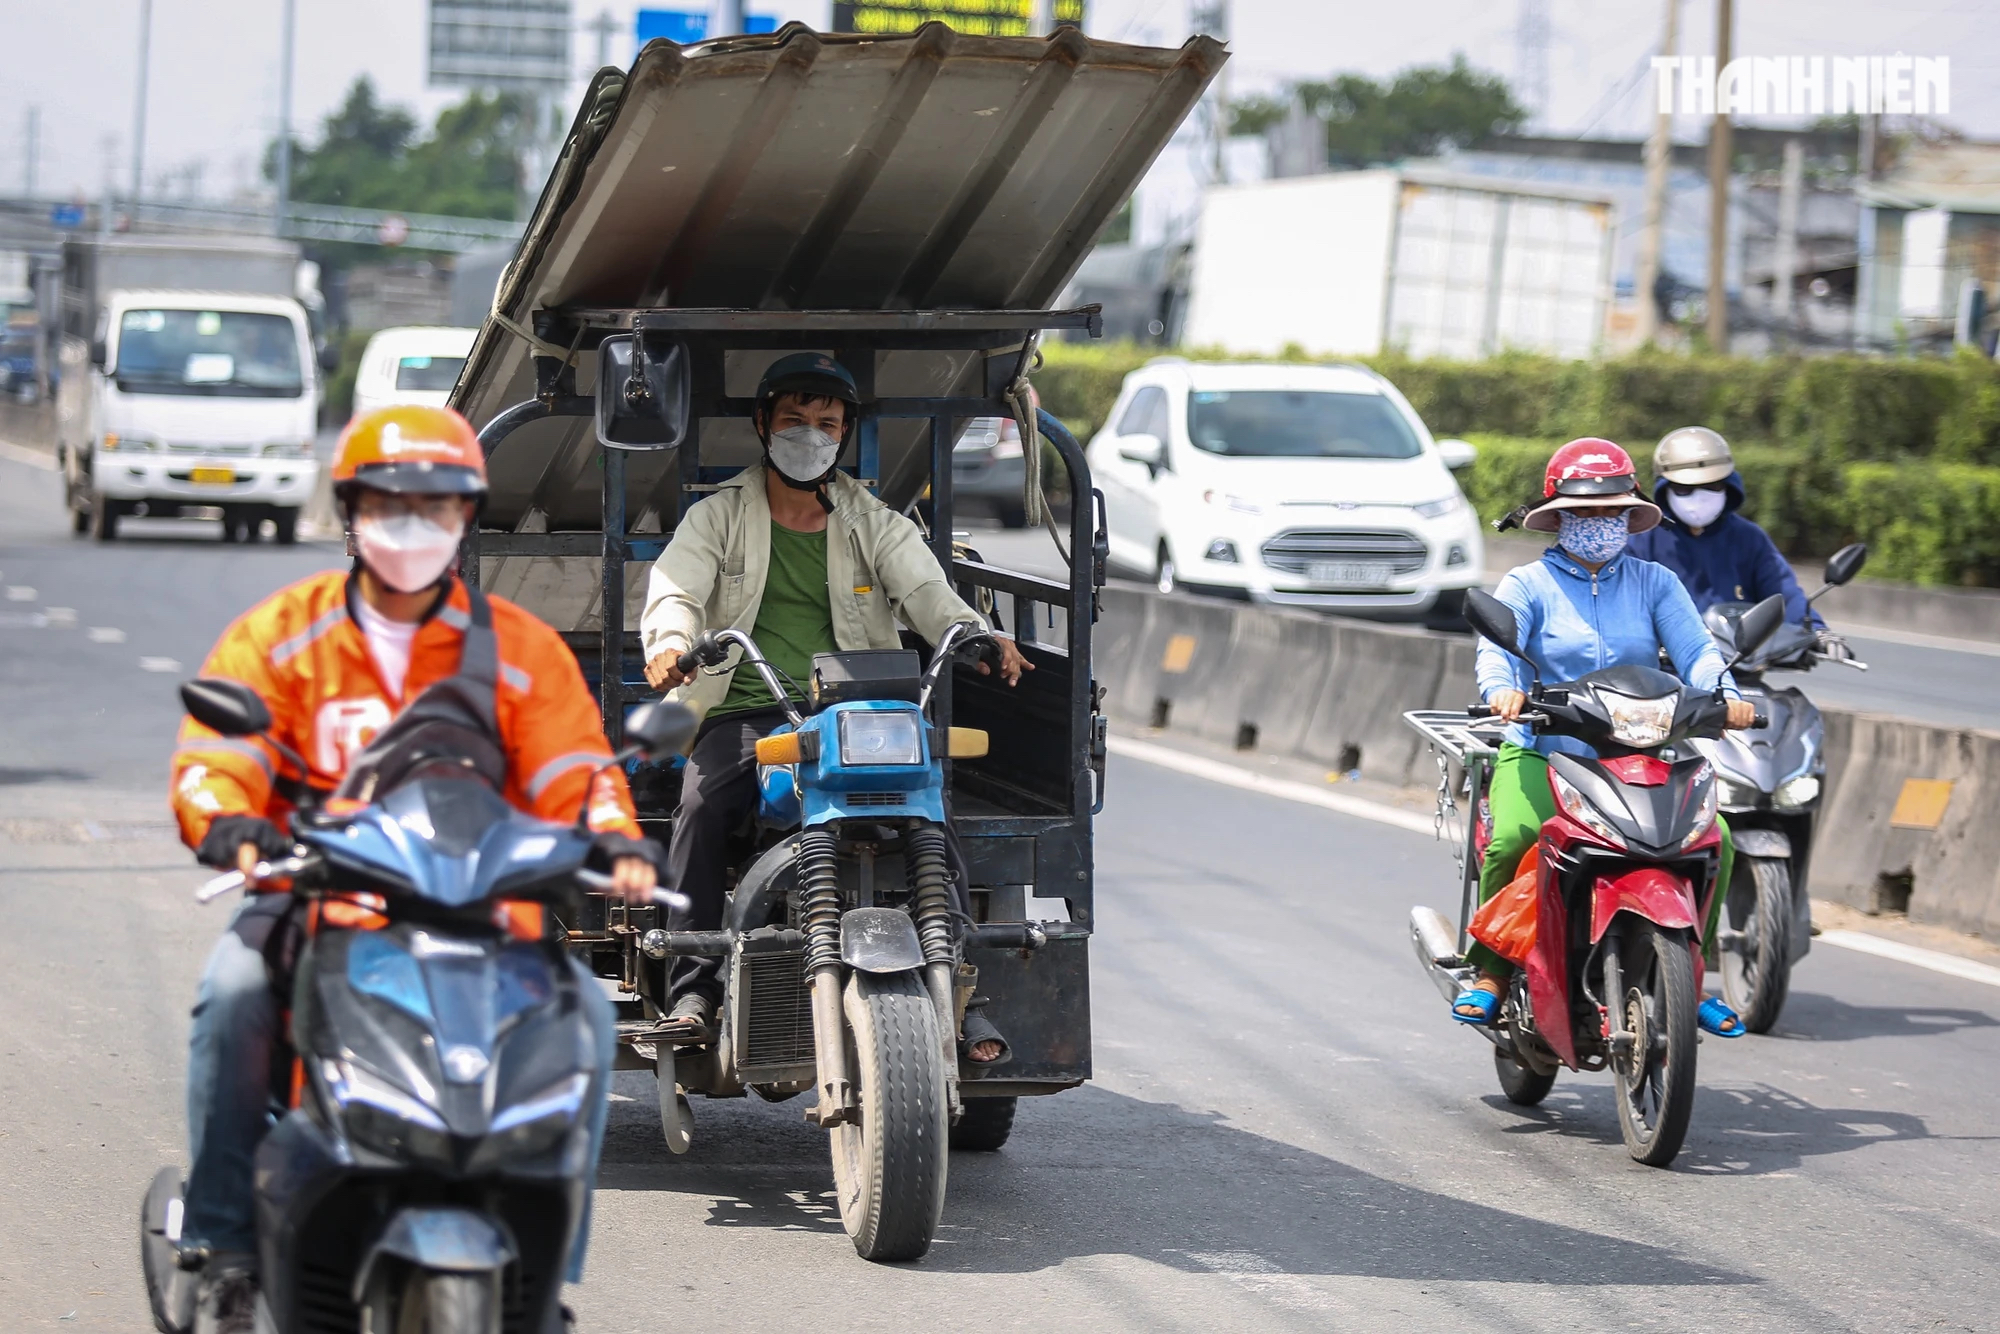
[170,406,661,1332]
[1626,426,1852,661]
[640,353,1029,1053]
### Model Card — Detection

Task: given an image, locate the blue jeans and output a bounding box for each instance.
[184,899,616,1282]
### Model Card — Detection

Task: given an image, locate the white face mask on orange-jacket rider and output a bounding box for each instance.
[354,510,465,593]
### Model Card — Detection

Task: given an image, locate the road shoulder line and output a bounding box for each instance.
[0,439,59,471]
[1106,735,1438,836]
[1818,929,2000,990]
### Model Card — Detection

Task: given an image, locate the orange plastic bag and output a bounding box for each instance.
[1469,846,1540,965]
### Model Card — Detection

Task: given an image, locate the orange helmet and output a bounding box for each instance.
[332,405,488,500]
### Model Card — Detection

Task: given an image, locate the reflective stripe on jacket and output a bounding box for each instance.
[640,465,984,718]
[170,570,637,849]
[1475,546,1739,758]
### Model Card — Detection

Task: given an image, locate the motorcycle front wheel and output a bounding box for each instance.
[830,971,947,1262]
[1721,855,1792,1033]
[362,1266,500,1334]
[1609,923,1698,1168]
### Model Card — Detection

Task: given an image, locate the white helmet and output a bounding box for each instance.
[1654,426,1735,487]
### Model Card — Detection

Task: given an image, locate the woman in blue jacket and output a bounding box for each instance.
[1459,438,1755,1036]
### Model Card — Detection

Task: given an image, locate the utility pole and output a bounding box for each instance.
[22,107,38,198]
[1704,0,1733,352]
[1515,0,1552,129]
[714,0,744,37]
[1190,0,1230,184]
[1633,0,1680,345]
[131,0,152,207]
[1773,138,1803,325]
[276,0,295,238]
[589,9,617,68]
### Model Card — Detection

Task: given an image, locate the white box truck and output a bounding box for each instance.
[1182,168,1615,360]
[56,235,329,542]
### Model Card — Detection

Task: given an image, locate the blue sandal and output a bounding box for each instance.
[1698,997,1746,1038]
[1451,986,1501,1026]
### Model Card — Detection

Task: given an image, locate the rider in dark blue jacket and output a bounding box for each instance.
[1626,426,1852,659]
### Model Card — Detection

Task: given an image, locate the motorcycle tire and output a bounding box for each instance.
[140,1168,196,1334]
[1610,922,1698,1168]
[950,1096,1017,1151]
[830,970,947,1262]
[1721,856,1792,1034]
[1493,1047,1556,1107]
[365,1266,500,1334]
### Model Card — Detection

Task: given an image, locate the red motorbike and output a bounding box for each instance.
[1406,589,1782,1166]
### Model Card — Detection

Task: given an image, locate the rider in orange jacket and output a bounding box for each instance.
[171,406,657,1332]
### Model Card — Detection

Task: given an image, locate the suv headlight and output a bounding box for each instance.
[1412,493,1463,519]
[1551,769,1625,848]
[1599,689,1676,747]
[1774,773,1820,809]
[838,710,924,767]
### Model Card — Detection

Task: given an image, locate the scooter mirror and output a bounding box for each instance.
[180,678,273,737]
[1731,594,1788,661]
[624,700,698,758]
[1464,589,1522,657]
[1823,542,1868,588]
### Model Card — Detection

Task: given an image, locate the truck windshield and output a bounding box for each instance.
[114,309,303,398]
[396,355,465,392]
[1186,390,1421,459]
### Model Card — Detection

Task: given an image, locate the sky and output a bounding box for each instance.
[2,0,1996,203]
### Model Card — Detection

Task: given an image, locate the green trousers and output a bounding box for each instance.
[1468,743,1732,979]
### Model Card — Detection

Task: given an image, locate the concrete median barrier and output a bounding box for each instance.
[1096,585,2000,938]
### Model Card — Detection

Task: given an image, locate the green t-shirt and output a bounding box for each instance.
[712,520,837,717]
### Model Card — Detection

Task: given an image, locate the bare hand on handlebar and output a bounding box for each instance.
[644,652,693,691]
[976,634,1034,687]
[1487,688,1528,723]
[1725,699,1758,729]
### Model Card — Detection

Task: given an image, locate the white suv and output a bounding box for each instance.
[1086,360,1483,624]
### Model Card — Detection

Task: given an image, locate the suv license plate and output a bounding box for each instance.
[1305,560,1393,589]
[189,467,237,485]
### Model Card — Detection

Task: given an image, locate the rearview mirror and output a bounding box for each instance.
[1117,432,1165,472]
[623,700,698,758]
[1823,542,1868,588]
[1730,594,1788,662]
[180,678,273,737]
[595,333,690,452]
[317,341,341,373]
[1463,589,1521,657]
[1436,438,1478,471]
[89,337,107,370]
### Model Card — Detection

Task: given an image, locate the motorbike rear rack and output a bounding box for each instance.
[1402,709,1509,954]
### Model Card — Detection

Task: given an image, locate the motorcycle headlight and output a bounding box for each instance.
[322,1057,451,1164]
[1681,766,1720,850]
[1715,776,1760,808]
[1774,773,1821,809]
[838,710,924,767]
[470,1073,591,1172]
[1599,689,1676,748]
[1551,770,1626,849]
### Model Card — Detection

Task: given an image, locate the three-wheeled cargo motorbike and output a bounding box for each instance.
[1404,589,1786,1167]
[444,22,1226,1261]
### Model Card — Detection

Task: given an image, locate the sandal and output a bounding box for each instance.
[1698,996,1746,1038]
[1451,984,1502,1026]
[959,1007,1011,1065]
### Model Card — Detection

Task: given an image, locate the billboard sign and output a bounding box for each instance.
[429,0,573,92]
[831,0,1085,37]
[635,10,780,45]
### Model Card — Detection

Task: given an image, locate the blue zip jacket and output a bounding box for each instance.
[1476,546,1739,757]
[1625,471,1823,629]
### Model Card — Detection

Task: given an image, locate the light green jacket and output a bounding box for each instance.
[640,466,983,717]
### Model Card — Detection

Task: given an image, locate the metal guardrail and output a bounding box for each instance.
[0,196,523,253]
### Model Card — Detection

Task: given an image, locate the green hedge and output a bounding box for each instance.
[1033,343,2000,468]
[1460,434,2000,587]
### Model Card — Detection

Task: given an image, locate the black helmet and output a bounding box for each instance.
[755,352,860,435]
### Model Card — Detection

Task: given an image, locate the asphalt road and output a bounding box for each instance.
[964,526,2000,733]
[3,455,1998,1330]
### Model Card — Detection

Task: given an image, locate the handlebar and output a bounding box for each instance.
[574,866,691,912]
[194,852,315,903]
[919,621,998,711]
[674,629,804,724]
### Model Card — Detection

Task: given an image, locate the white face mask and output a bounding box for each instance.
[767,424,841,484]
[1668,487,1728,529]
[355,512,464,593]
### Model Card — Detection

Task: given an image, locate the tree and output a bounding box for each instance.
[1230,56,1526,169]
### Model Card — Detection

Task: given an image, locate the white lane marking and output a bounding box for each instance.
[43,607,77,626]
[1819,930,2000,990]
[1180,1251,1341,1314]
[89,627,127,643]
[5,585,35,601]
[1108,735,1438,836]
[138,657,183,673]
[0,439,58,471]
[0,611,45,628]
[1836,622,2000,659]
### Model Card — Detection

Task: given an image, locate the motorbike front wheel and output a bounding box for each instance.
[1609,923,1698,1168]
[363,1266,501,1334]
[830,971,947,1262]
[1721,856,1792,1034]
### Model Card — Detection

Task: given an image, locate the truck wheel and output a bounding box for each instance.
[1609,923,1697,1168]
[270,508,299,545]
[997,502,1028,530]
[950,1095,1017,1151]
[93,498,121,542]
[72,505,89,536]
[829,970,946,1262]
[1720,856,1792,1034]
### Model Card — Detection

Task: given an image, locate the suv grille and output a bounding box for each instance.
[1260,528,1428,575]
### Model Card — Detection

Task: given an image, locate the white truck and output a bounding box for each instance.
[56,235,329,543]
[1182,167,1615,360]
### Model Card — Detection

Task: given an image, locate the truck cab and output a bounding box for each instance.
[61,289,321,542]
